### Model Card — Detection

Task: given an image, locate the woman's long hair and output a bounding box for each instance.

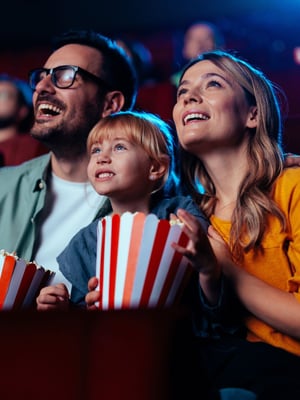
[178,50,286,261]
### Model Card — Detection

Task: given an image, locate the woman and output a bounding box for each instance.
[173,49,300,398]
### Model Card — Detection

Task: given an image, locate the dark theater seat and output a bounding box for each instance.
[0,308,196,400]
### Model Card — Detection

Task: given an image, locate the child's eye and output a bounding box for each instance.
[91,146,101,155]
[114,143,127,151]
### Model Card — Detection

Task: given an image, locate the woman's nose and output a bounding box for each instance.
[184,89,203,104]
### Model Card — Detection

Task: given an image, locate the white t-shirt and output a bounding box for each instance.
[34,173,106,292]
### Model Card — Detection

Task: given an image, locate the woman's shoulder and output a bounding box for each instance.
[278,167,300,186]
[274,167,300,204]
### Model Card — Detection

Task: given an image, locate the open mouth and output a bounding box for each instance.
[96,172,114,179]
[184,112,209,125]
[37,103,62,117]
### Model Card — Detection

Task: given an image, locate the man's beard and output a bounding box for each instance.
[30,96,102,158]
[30,115,99,159]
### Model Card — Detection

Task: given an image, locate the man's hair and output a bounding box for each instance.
[52,29,138,110]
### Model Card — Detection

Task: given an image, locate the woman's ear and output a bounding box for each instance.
[102,91,125,117]
[246,106,258,129]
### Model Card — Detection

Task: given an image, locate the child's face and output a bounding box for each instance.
[87,132,154,202]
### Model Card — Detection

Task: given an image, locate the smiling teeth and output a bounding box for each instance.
[97,172,114,178]
[38,104,61,114]
[184,113,209,124]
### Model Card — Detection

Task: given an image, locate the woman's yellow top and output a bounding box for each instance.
[210,167,300,356]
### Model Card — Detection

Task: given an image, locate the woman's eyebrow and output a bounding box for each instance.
[178,72,231,88]
[202,72,232,85]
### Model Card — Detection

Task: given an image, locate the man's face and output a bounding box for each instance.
[30,44,105,156]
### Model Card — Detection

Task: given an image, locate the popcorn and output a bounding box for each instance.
[0,250,55,310]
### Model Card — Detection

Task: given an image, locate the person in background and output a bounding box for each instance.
[0,73,47,166]
[171,20,225,86]
[173,49,300,399]
[115,38,159,86]
[0,29,137,291]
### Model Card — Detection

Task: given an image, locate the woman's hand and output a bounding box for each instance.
[171,209,219,274]
[207,225,234,269]
[36,283,70,311]
[284,153,300,168]
[208,225,300,339]
[171,208,222,304]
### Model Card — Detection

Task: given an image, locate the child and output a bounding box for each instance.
[37,111,217,310]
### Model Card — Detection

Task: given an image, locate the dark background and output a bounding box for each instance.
[1,0,299,48]
[2,0,299,69]
[1,0,299,76]
[1,0,299,151]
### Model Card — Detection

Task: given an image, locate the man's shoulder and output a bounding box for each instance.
[0,153,51,179]
[0,153,51,195]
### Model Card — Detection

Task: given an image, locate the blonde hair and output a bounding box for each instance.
[179,50,286,261]
[87,110,178,196]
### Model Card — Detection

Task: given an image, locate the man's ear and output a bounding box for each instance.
[246,106,258,129]
[102,91,125,117]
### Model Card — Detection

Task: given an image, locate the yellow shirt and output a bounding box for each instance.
[210,167,300,356]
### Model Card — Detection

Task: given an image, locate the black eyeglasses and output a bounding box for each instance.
[28,65,110,90]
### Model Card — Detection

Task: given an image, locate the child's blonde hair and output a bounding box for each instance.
[87,110,178,196]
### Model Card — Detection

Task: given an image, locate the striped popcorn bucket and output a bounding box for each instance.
[96,212,192,309]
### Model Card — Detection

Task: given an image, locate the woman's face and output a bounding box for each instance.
[172,59,257,156]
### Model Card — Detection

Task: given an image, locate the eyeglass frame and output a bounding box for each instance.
[28,65,112,91]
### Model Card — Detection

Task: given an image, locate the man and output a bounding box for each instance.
[0,29,137,290]
[0,74,47,166]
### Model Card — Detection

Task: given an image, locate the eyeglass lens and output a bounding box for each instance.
[30,66,76,89]
[53,67,76,88]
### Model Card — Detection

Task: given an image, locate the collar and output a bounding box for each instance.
[32,153,51,192]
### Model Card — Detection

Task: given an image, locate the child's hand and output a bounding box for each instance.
[85,277,100,310]
[36,283,70,311]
